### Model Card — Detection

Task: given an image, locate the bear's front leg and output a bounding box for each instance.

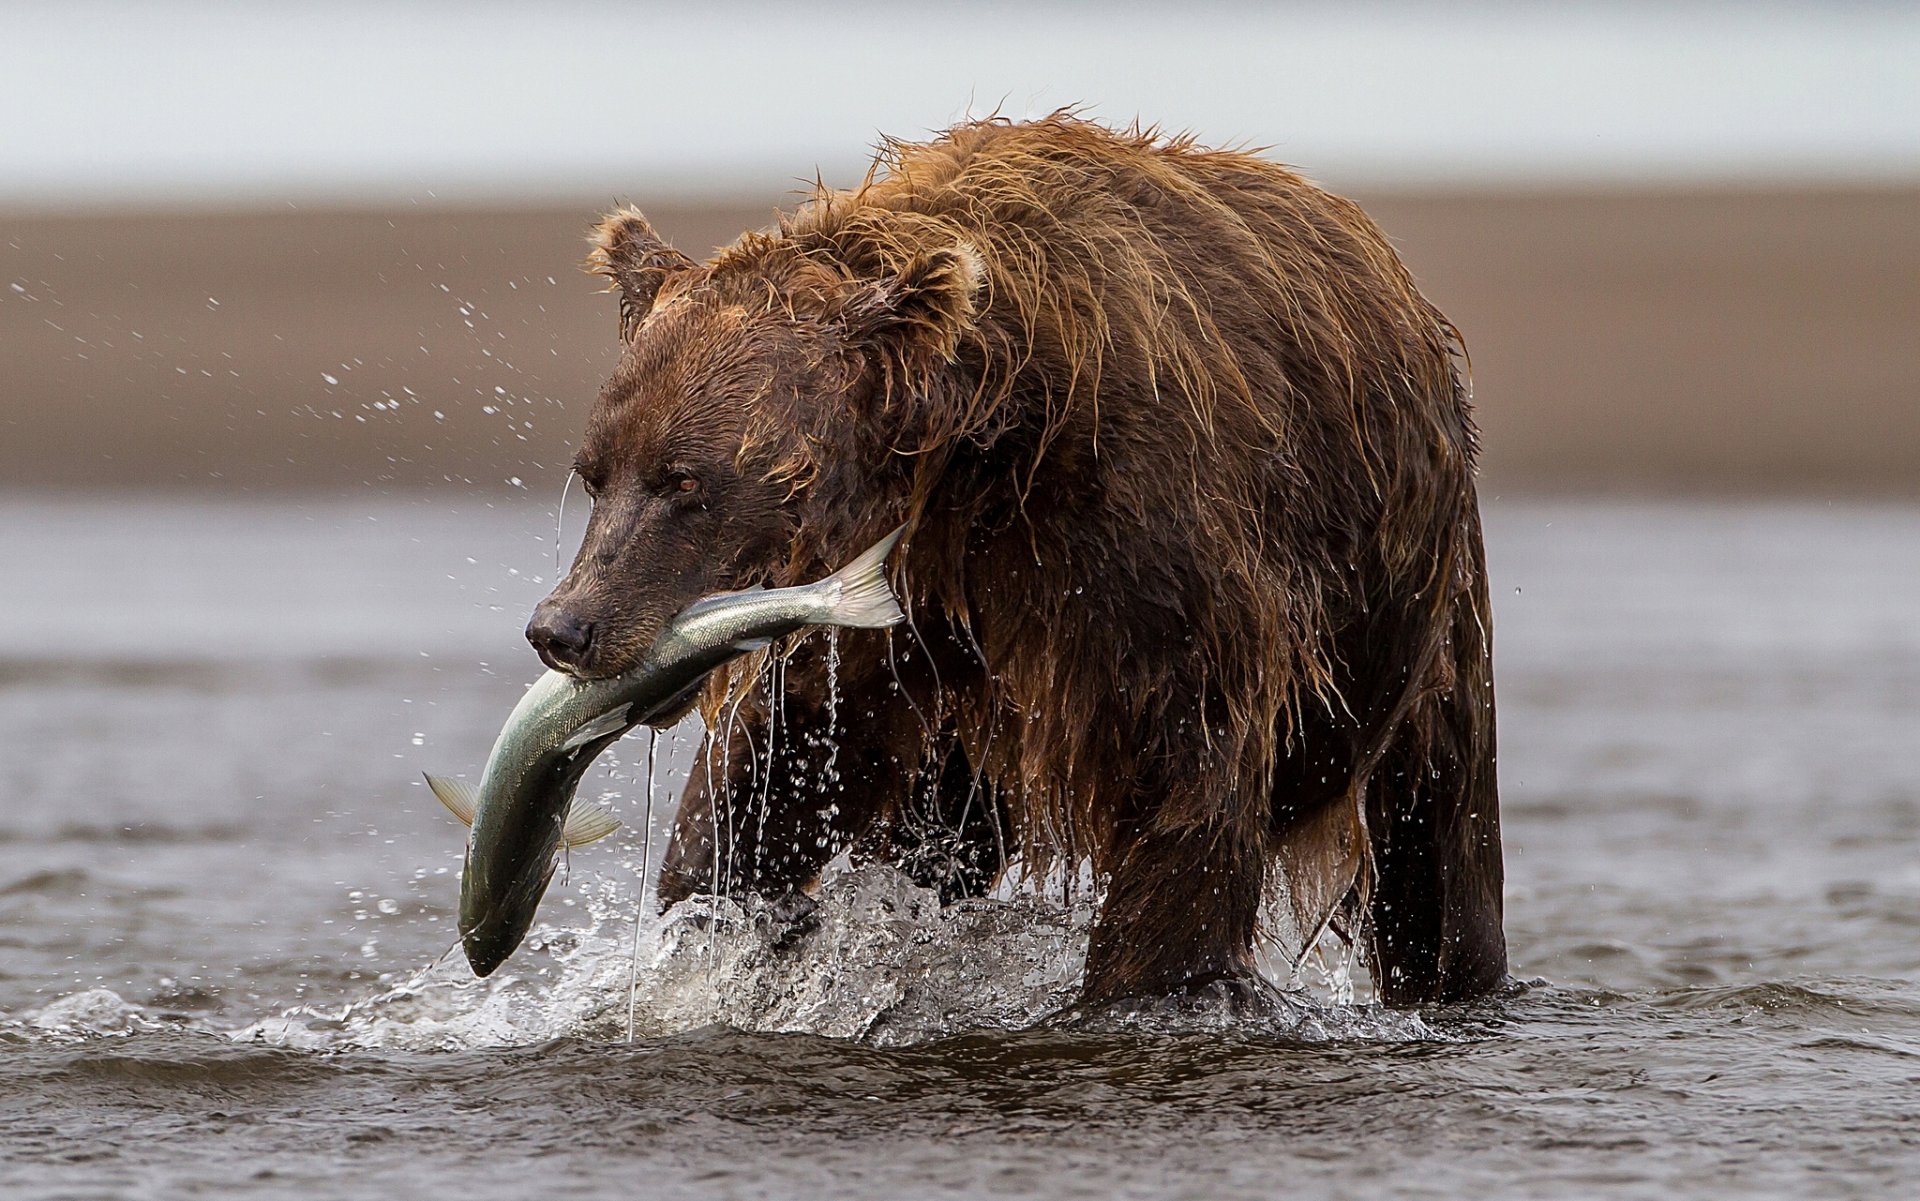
[1080,820,1268,1008]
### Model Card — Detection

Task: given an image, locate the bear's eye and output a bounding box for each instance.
[662,468,701,496]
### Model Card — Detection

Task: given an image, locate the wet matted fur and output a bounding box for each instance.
[541,114,1506,1007]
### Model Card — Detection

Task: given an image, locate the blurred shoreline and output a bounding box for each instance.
[4,184,1916,497]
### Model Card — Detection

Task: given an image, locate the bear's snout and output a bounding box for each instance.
[526,600,595,675]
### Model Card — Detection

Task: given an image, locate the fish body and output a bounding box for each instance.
[428,527,904,977]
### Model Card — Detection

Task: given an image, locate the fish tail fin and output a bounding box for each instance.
[822,524,906,629]
[561,799,622,849]
[425,773,479,827]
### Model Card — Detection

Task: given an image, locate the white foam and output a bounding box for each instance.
[233,864,1430,1051]
[16,988,151,1037]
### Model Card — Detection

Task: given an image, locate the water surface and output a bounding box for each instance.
[2,496,1916,1198]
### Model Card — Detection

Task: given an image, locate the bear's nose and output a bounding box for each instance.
[526,603,595,673]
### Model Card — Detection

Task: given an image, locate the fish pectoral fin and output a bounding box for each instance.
[731,636,773,652]
[560,798,621,848]
[424,774,479,827]
[559,704,633,753]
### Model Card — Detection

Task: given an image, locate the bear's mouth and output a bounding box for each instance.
[537,612,674,681]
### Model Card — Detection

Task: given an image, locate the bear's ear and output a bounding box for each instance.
[586,207,696,340]
[837,242,985,364]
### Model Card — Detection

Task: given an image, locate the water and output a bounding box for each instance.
[2,495,1917,1198]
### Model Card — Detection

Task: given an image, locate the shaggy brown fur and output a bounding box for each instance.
[531,114,1507,1007]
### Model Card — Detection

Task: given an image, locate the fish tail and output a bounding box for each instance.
[821,525,906,629]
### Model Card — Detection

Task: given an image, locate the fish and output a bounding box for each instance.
[426,526,905,978]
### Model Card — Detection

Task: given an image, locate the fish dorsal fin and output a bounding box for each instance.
[424,774,478,826]
[560,704,633,753]
[560,799,621,848]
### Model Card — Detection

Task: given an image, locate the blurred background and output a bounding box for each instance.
[4,7,1920,1194]
[4,0,1917,496]
[4,0,1920,1010]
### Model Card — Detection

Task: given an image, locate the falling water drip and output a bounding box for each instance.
[554,469,575,574]
[811,629,846,853]
[709,682,754,981]
[821,628,842,801]
[626,727,660,1042]
[750,649,783,884]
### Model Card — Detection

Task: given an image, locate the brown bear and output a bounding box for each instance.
[527,114,1507,1008]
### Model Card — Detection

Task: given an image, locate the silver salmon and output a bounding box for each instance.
[426,527,905,977]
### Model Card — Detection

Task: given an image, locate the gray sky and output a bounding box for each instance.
[4,1,1918,206]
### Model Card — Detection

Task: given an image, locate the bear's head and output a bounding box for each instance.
[526,206,983,683]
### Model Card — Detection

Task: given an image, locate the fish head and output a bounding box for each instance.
[459,839,559,978]
[457,758,572,977]
[456,731,625,977]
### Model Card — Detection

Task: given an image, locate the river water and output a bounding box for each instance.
[1,495,1916,1198]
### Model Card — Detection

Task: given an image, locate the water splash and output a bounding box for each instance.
[227,862,1427,1052]
[10,988,154,1039]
